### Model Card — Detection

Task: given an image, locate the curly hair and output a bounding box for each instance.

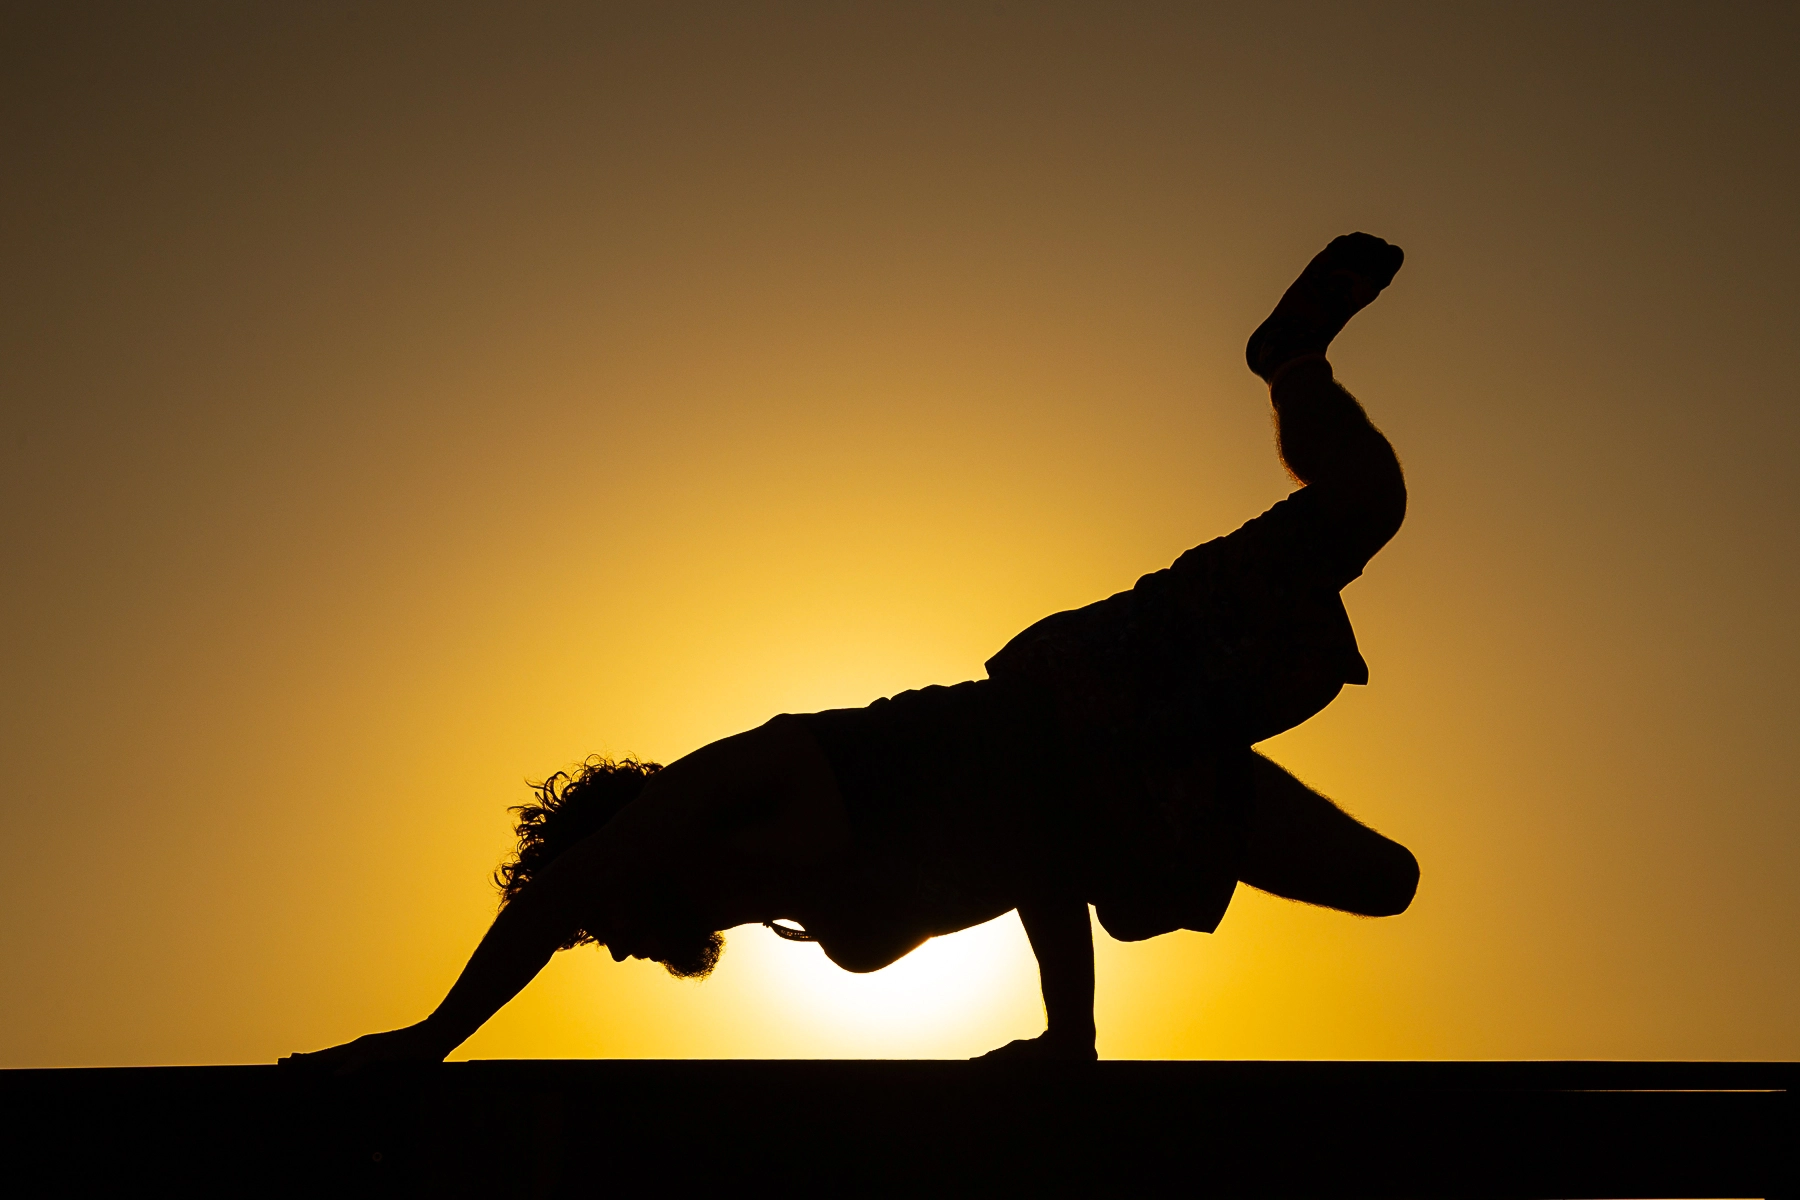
[493,755,724,979]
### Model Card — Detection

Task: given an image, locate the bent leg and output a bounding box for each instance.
[1272,359,1406,569]
[1250,234,1409,567]
[1238,753,1418,917]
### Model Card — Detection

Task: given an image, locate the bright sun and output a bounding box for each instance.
[734,911,1046,1057]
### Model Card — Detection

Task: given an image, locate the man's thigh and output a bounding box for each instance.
[1238,753,1418,917]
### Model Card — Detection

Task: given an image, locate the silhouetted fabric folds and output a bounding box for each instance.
[805,484,1381,944]
[797,678,1069,942]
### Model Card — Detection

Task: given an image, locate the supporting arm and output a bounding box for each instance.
[976,895,1097,1060]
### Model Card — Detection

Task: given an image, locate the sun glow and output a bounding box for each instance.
[454,908,1052,1061]
[12,5,1800,1070]
[733,912,1047,1058]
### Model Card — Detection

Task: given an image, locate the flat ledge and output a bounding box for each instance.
[2,1060,1793,1196]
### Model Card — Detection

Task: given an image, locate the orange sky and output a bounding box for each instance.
[3,3,1796,1064]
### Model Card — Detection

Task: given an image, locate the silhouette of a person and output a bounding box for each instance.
[285,233,1418,1068]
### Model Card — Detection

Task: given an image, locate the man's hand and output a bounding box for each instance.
[279,1020,450,1077]
[974,1030,1097,1062]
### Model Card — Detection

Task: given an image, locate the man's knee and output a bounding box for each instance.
[1363,841,1419,917]
[1338,437,1407,551]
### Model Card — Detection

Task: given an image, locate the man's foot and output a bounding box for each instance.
[1246,232,1405,382]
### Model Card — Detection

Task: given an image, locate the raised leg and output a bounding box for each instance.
[1238,752,1418,917]
[1251,233,1409,569]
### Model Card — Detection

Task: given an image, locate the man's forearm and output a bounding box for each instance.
[1017,896,1095,1044]
[422,887,570,1054]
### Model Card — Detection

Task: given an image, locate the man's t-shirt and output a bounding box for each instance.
[984,484,1378,940]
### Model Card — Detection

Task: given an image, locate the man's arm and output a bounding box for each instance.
[977,895,1097,1060]
[282,851,591,1073]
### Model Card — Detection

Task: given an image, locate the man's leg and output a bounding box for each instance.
[1252,233,1409,570]
[1238,752,1418,917]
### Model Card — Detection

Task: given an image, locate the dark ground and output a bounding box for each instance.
[0,1059,1791,1197]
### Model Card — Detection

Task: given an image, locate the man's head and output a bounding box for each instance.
[495,755,724,979]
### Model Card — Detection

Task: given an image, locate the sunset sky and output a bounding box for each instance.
[3,2,1797,1064]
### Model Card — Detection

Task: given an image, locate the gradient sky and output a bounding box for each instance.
[3,2,1796,1065]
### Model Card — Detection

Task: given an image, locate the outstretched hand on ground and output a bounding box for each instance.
[974,1030,1098,1062]
[280,1020,451,1077]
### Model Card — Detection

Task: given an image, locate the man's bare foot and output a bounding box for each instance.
[1246,232,1405,382]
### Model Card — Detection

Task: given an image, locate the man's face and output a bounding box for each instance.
[597,897,658,961]
[603,920,667,964]
[599,900,721,978]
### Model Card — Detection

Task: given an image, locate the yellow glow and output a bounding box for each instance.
[457,915,1047,1060]
[6,5,1798,1066]
[740,916,1044,1056]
